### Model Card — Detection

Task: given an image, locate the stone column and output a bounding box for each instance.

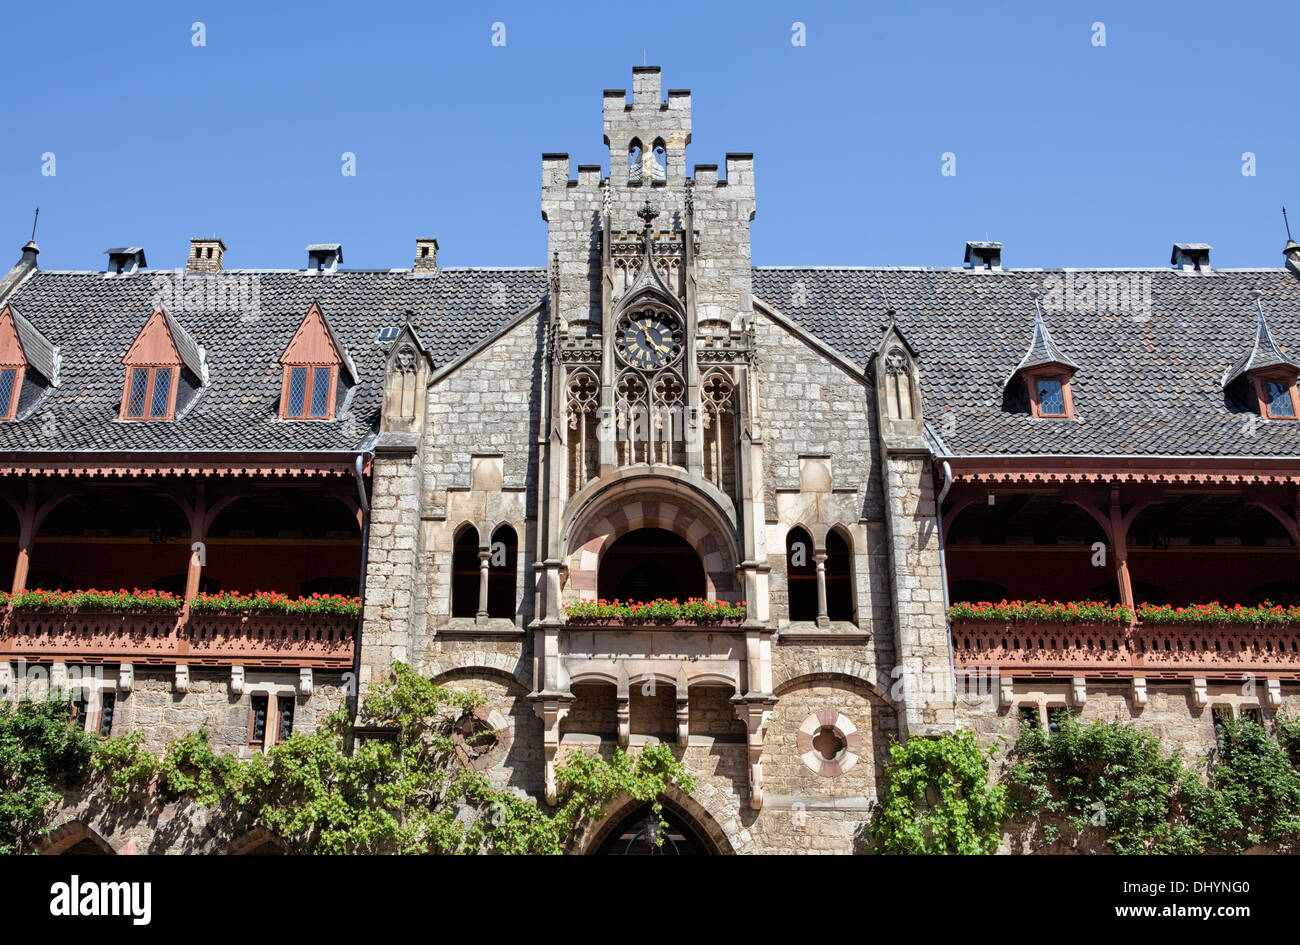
[476,548,491,620]
[814,551,829,627]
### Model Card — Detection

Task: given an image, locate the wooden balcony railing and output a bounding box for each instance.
[951,619,1300,680]
[0,609,355,669]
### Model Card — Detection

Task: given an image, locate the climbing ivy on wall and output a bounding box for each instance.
[870,715,1300,855]
[7,663,695,855]
[869,729,1008,854]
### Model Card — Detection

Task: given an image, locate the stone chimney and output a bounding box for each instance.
[306,244,342,272]
[105,247,146,275]
[188,238,225,274]
[1285,240,1300,279]
[1171,242,1212,272]
[414,237,438,272]
[965,241,1003,270]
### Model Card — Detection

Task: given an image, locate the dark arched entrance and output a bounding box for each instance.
[596,804,709,855]
[597,528,706,602]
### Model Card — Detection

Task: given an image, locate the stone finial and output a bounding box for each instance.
[637,199,659,231]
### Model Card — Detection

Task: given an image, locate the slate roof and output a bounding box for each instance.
[752,266,1300,458]
[1006,296,1079,385]
[1223,298,1295,388]
[0,268,546,453]
[4,259,1299,460]
[6,303,58,384]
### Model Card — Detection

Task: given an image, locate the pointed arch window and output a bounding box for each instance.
[825,529,855,622]
[629,139,644,184]
[786,526,817,622]
[451,527,480,619]
[487,525,518,619]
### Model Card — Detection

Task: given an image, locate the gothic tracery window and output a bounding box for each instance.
[566,370,599,494]
[615,373,649,465]
[883,346,914,421]
[651,371,685,466]
[701,372,736,496]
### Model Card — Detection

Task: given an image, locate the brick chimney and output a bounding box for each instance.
[414,237,438,272]
[188,237,225,274]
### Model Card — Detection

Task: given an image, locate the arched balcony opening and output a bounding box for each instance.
[597,528,706,603]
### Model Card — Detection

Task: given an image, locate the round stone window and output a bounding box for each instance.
[454,707,511,771]
[798,711,861,777]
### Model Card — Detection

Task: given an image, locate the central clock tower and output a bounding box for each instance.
[534,67,770,805]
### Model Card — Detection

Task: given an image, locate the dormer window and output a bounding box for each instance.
[283,365,336,419]
[1026,369,1074,419]
[123,366,176,419]
[0,366,22,420]
[1006,291,1079,420]
[0,304,57,422]
[279,302,357,421]
[119,307,206,422]
[1253,371,1299,420]
[1225,292,1298,421]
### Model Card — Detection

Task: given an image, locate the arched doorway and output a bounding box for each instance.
[596,804,710,855]
[597,528,706,602]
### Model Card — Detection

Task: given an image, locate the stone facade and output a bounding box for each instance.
[29,67,1300,856]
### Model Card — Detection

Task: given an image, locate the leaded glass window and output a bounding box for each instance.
[287,367,307,417]
[126,368,149,418]
[1266,380,1295,417]
[310,366,332,417]
[149,368,172,418]
[1037,378,1065,416]
[0,368,17,419]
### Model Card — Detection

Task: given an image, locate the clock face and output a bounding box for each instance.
[616,310,683,370]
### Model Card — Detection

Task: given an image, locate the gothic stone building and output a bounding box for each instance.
[5,67,1300,854]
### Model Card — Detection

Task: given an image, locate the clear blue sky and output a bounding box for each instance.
[1,0,1294,272]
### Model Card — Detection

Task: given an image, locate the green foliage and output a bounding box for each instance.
[1007,717,1208,854]
[1200,717,1300,852]
[564,597,746,623]
[31,662,695,855]
[1277,712,1300,768]
[0,698,96,854]
[91,730,158,800]
[870,730,1008,854]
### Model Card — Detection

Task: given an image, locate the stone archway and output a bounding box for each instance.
[597,527,707,602]
[563,474,740,603]
[571,785,736,855]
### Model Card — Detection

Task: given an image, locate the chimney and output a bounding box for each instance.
[964,241,1003,270]
[305,243,342,273]
[188,237,225,274]
[1171,242,1212,272]
[414,237,438,272]
[1285,240,1300,278]
[105,247,146,275]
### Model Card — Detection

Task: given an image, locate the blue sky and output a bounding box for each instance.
[0,0,1294,272]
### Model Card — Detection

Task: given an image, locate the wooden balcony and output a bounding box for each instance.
[951,619,1300,681]
[0,609,355,669]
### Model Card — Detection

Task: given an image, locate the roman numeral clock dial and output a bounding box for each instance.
[616,310,683,371]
